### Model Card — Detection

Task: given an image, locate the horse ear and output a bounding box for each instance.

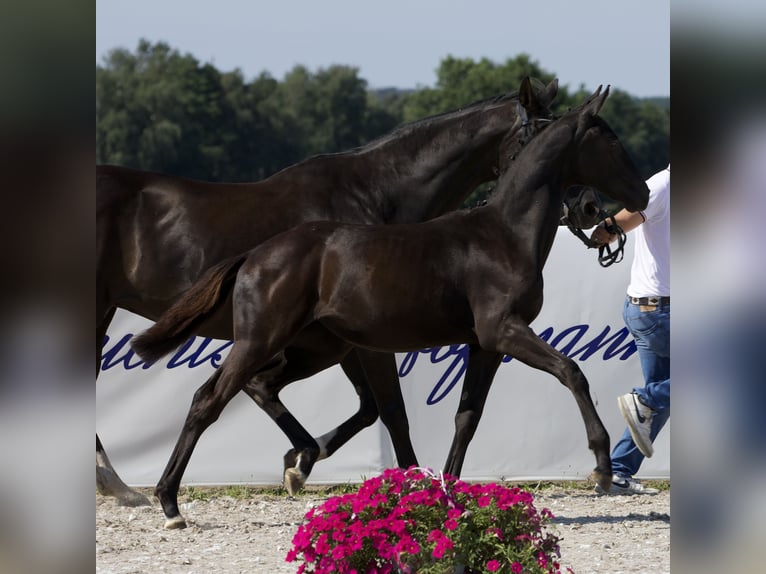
[583,85,610,117]
[518,76,533,109]
[545,78,559,105]
[587,85,603,103]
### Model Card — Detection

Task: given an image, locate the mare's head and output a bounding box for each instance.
[518,76,559,118]
[519,86,649,213]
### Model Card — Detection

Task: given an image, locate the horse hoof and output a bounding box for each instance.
[164,515,188,530]
[284,467,306,496]
[589,469,612,493]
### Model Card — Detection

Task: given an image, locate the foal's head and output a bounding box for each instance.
[561,86,649,212]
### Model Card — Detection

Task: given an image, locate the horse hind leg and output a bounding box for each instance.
[301,349,385,462]
[274,349,377,494]
[155,336,308,527]
[279,348,419,491]
[481,319,612,492]
[96,436,151,507]
[241,355,325,496]
[96,305,151,506]
[443,347,503,477]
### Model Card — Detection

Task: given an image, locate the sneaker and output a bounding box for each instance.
[618,392,655,458]
[595,474,659,495]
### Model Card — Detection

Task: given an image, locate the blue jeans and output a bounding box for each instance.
[611,297,670,478]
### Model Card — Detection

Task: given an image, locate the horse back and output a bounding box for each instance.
[96,165,337,315]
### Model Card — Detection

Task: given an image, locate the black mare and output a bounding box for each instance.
[132,86,649,528]
[97,77,559,505]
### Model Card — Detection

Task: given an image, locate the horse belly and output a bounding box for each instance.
[318,307,474,353]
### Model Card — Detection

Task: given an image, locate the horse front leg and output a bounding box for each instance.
[479,318,612,491]
[443,346,503,477]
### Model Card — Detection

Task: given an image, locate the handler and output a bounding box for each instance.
[590,164,670,495]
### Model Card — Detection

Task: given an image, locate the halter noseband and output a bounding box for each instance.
[560,208,627,268]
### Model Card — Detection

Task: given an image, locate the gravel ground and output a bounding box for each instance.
[96,484,670,574]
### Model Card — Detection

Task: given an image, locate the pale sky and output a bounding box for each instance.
[96,0,669,98]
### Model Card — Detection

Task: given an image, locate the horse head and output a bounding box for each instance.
[513,85,648,214]
[519,76,559,118]
[569,86,650,213]
[491,77,559,174]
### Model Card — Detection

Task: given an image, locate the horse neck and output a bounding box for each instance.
[489,153,570,262]
[360,102,523,223]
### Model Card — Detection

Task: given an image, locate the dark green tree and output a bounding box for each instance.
[402,54,559,121]
[97,40,235,180]
[97,41,668,192]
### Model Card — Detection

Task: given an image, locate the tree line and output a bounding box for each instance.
[97,40,669,194]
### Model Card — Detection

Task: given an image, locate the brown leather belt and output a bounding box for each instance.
[628,296,670,306]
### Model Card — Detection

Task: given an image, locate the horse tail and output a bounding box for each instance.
[131,253,249,363]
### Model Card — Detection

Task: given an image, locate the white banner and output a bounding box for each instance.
[96,230,669,486]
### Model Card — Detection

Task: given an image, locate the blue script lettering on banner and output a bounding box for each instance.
[166,337,233,369]
[101,334,153,371]
[397,324,637,405]
[101,325,636,403]
[100,335,233,372]
[537,324,636,360]
[399,344,470,405]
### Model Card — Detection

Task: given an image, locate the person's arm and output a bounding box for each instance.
[590,208,645,245]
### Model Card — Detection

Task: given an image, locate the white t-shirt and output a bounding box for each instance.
[627,165,670,298]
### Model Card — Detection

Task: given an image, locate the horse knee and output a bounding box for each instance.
[454,409,478,428]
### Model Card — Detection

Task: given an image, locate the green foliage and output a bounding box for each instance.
[97,40,232,180]
[402,54,558,121]
[97,40,669,186]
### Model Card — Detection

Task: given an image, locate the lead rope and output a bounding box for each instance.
[595,214,626,267]
[561,209,626,268]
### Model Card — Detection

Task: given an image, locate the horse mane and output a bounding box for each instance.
[382,91,522,139]
[351,78,553,153]
[280,90,527,171]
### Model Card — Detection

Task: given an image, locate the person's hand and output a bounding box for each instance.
[590,223,616,246]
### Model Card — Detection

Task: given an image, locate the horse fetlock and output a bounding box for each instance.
[283,449,318,495]
[116,490,152,507]
[96,467,152,506]
[154,484,182,523]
